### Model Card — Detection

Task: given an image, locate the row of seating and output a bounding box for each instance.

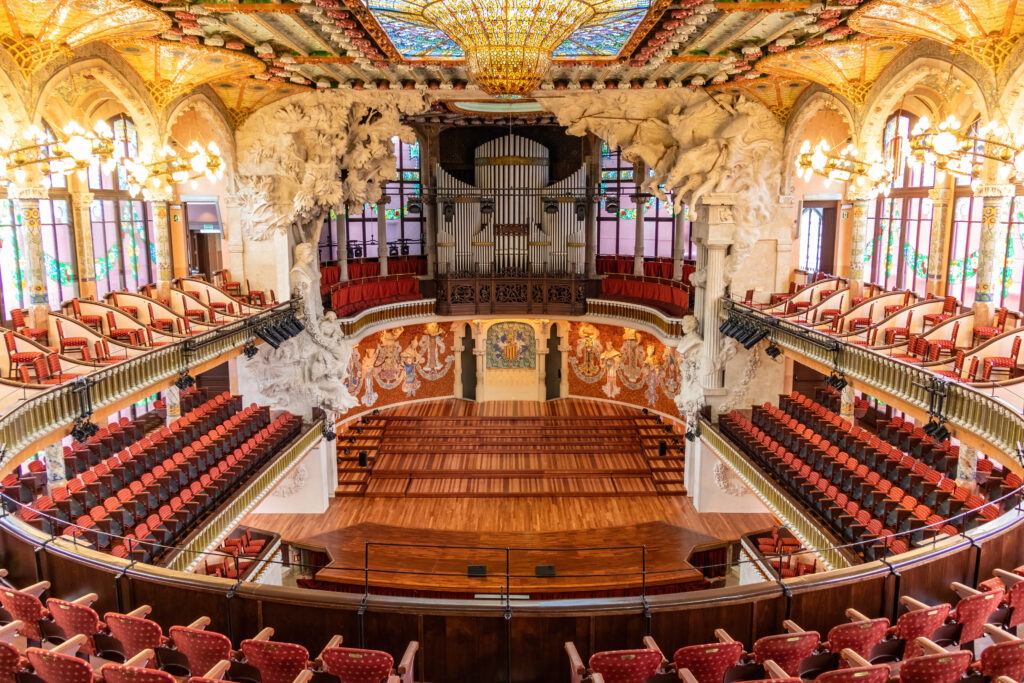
[566,563,1024,682]
[0,570,416,682]
[600,275,691,317]
[329,276,421,318]
[3,390,301,564]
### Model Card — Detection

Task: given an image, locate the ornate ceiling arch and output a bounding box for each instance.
[782,87,857,196]
[0,56,29,133]
[164,90,237,174]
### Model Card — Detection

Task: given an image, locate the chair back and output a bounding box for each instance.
[105,612,164,658]
[240,638,310,683]
[27,647,95,683]
[322,647,395,683]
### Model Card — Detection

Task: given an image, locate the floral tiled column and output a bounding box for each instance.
[925,186,953,297]
[150,194,173,297]
[70,192,96,299]
[847,192,872,298]
[973,184,1015,323]
[10,185,50,323]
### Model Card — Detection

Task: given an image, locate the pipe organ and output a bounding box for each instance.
[436,134,586,275]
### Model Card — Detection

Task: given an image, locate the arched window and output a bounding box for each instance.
[343,136,423,261]
[0,122,77,321]
[868,111,934,296]
[88,116,160,298]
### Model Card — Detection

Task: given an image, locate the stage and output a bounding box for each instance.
[242,400,778,598]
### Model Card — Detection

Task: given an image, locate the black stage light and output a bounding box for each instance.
[719,317,733,335]
[480,197,495,215]
[358,451,369,467]
[243,340,258,359]
[574,200,586,221]
[322,423,337,441]
[923,420,938,437]
[175,370,195,391]
[406,196,423,214]
[743,328,769,349]
[256,327,281,350]
[932,424,950,442]
[605,198,619,215]
[765,342,782,359]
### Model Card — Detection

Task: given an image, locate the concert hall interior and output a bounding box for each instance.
[3,0,1024,681]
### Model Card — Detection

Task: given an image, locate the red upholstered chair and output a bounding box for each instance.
[892,601,951,659]
[71,298,103,333]
[101,663,175,683]
[56,319,89,358]
[10,308,48,344]
[44,353,80,383]
[815,666,888,682]
[169,624,233,677]
[26,637,96,683]
[46,596,103,655]
[111,293,138,318]
[246,280,266,307]
[948,584,1003,645]
[975,307,1009,344]
[5,330,42,379]
[931,321,960,357]
[240,633,311,683]
[671,641,743,683]
[897,646,971,683]
[974,630,1024,682]
[148,304,174,332]
[923,295,958,328]
[94,340,128,365]
[847,305,874,333]
[983,336,1022,377]
[322,647,395,683]
[883,290,912,317]
[883,311,913,344]
[825,616,889,661]
[217,269,242,297]
[752,630,819,676]
[0,582,49,640]
[587,649,662,683]
[104,608,166,658]
[106,312,139,346]
[0,638,22,683]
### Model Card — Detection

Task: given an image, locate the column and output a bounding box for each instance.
[377,198,389,277]
[222,193,246,290]
[847,192,872,299]
[70,191,96,299]
[632,165,646,276]
[974,184,1015,322]
[452,331,464,399]
[420,125,439,279]
[700,244,727,390]
[956,445,978,490]
[165,385,181,426]
[925,184,954,297]
[585,136,601,279]
[10,185,51,326]
[337,208,349,281]
[150,197,174,298]
[839,385,855,422]
[672,210,687,281]
[45,443,66,494]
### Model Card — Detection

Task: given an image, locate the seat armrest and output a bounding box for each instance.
[951,581,981,598]
[316,635,343,662]
[643,635,669,667]
[71,592,99,606]
[124,648,154,668]
[126,605,152,618]
[763,660,788,678]
[397,640,419,683]
[292,672,314,683]
[0,621,21,643]
[839,648,871,668]
[900,596,930,611]
[714,628,735,643]
[565,641,587,676]
[50,633,87,655]
[984,624,1020,643]
[782,619,804,633]
[678,670,699,683]
[914,637,947,655]
[22,580,49,598]
[187,616,211,630]
[844,608,870,622]
[252,627,274,642]
[995,568,1024,586]
[202,660,231,679]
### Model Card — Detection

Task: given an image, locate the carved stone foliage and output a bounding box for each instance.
[235,89,428,243]
[541,89,784,287]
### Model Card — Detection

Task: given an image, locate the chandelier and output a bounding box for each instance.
[796,140,893,198]
[123,142,225,199]
[422,0,594,96]
[909,115,1024,186]
[0,121,117,186]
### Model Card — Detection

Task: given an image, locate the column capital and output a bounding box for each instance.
[973,183,1017,198]
[845,190,875,203]
[147,191,176,204]
[70,191,95,209]
[926,187,952,202]
[8,186,48,200]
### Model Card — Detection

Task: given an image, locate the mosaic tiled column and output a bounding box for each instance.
[925,186,953,297]
[45,442,65,493]
[165,385,181,426]
[973,184,1015,322]
[377,199,389,277]
[839,384,855,422]
[956,444,978,490]
[70,192,96,299]
[847,192,872,298]
[11,186,50,323]
[150,196,174,297]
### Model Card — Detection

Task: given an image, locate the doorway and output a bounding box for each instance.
[545,324,562,400]
[461,324,476,400]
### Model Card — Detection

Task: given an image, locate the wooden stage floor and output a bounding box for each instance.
[242,400,777,597]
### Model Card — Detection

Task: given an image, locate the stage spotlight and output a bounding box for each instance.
[719,317,733,335]
[932,424,950,442]
[71,416,100,443]
[406,196,423,214]
[175,370,196,391]
[685,425,701,442]
[827,371,847,391]
[480,197,495,215]
[574,200,586,221]
[442,201,455,223]
[322,423,337,441]
[743,327,769,349]
[243,340,259,359]
[765,342,782,359]
[543,198,559,214]
[604,197,619,215]
[256,327,281,350]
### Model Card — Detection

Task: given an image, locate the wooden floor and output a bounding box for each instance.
[242,399,777,597]
[336,399,687,497]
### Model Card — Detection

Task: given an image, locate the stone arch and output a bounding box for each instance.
[859,51,991,158]
[0,57,30,133]
[33,54,161,157]
[782,87,857,195]
[1000,43,1024,133]
[164,90,237,174]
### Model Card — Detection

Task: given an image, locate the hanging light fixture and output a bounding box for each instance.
[795,139,893,198]
[909,115,1024,187]
[0,120,117,186]
[122,141,225,199]
[421,0,595,97]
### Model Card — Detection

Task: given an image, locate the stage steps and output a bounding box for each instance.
[335,404,687,498]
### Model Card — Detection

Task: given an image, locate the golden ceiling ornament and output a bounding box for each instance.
[848,0,1024,74]
[211,77,312,128]
[755,37,913,107]
[0,0,170,79]
[706,75,810,125]
[106,38,265,110]
[420,0,596,96]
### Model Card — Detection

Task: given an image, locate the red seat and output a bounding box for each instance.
[0,587,46,640]
[26,646,95,683]
[101,663,175,683]
[240,638,310,683]
[816,666,888,682]
[169,625,233,676]
[983,336,1022,374]
[825,618,888,660]
[0,640,21,683]
[4,330,42,379]
[104,612,165,658]
[672,641,743,683]
[978,638,1024,681]
[46,598,103,655]
[322,647,395,683]
[10,308,48,344]
[950,588,1003,644]
[893,604,951,659]
[974,307,1009,343]
[897,649,971,683]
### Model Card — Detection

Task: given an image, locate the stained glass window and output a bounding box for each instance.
[0,198,75,320]
[345,136,422,263]
[992,194,1024,311]
[598,142,639,256]
[0,200,28,321]
[799,207,824,272]
[949,195,983,306]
